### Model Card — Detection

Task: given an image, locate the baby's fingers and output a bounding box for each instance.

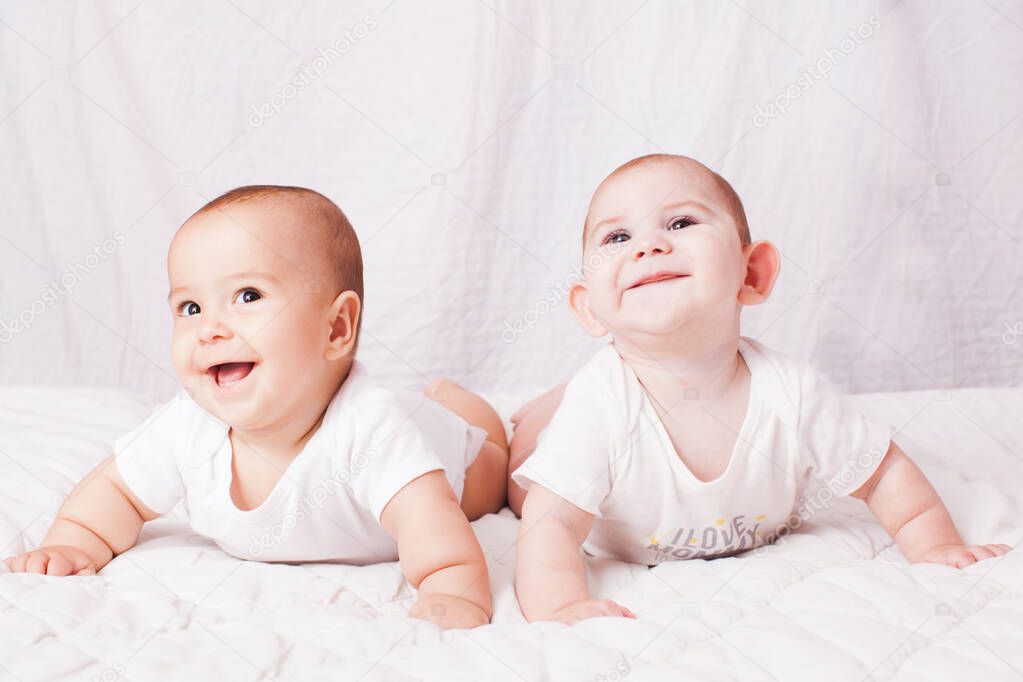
[45,553,72,577]
[952,549,977,568]
[25,553,49,574]
[973,544,1011,561]
[967,545,996,562]
[6,553,28,573]
[595,600,634,618]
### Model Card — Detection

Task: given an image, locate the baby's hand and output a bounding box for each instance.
[4,545,98,576]
[548,599,637,625]
[917,543,1012,568]
[410,593,490,630]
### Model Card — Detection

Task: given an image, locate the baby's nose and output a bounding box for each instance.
[633,234,671,259]
[198,316,232,343]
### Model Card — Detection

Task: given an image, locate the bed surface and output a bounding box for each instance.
[1,385,1021,681]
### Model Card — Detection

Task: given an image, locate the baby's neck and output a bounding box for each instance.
[228,363,351,462]
[613,326,744,404]
[229,402,328,465]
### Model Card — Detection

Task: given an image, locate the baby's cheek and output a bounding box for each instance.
[269,311,323,367]
[591,275,621,312]
[704,248,745,292]
[169,336,191,382]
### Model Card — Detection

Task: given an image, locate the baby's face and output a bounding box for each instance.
[579,159,749,338]
[167,201,338,430]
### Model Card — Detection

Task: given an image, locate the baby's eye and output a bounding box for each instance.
[178,301,201,317]
[602,230,630,245]
[234,288,262,304]
[668,216,697,231]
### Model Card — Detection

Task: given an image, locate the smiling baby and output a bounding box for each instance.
[5,186,509,629]
[508,155,1011,624]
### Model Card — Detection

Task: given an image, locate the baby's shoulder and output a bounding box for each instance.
[570,344,634,394]
[315,362,429,453]
[560,344,644,436]
[123,388,228,467]
[740,337,818,421]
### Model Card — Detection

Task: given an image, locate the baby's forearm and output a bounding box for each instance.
[40,456,148,567]
[516,560,590,621]
[515,508,591,621]
[890,501,963,561]
[40,515,115,569]
[381,471,494,625]
[416,560,492,620]
[861,442,963,561]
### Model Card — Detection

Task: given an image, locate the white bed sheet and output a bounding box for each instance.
[1,385,1021,681]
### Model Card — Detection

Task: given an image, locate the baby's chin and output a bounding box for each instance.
[185,381,265,428]
[615,317,692,341]
[612,300,698,334]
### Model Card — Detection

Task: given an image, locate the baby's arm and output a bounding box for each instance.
[4,456,158,575]
[380,470,491,629]
[515,483,635,623]
[850,441,1011,566]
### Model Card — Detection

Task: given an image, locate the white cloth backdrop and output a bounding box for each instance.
[1,0,1021,401]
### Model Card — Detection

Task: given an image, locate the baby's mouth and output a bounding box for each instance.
[626,272,691,291]
[208,362,256,388]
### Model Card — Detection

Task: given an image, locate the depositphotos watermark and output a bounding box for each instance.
[752,15,881,128]
[0,231,127,343]
[248,15,378,127]
[1002,320,1021,345]
[89,661,126,682]
[754,443,887,556]
[594,660,631,682]
[500,241,623,344]
[246,446,378,557]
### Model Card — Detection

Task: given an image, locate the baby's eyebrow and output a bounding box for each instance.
[661,200,713,215]
[166,272,281,302]
[589,214,625,241]
[221,270,281,285]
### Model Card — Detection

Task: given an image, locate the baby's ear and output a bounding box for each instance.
[568,281,608,338]
[738,240,781,305]
[325,290,361,360]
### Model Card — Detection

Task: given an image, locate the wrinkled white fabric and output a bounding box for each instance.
[1,2,1021,400]
[1,385,1021,680]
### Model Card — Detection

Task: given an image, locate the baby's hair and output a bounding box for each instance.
[194,185,364,350]
[583,154,752,251]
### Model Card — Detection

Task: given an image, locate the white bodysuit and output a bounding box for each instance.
[115,361,487,564]
[511,338,895,565]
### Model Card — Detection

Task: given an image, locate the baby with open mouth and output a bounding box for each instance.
[508,154,1012,624]
[5,185,509,630]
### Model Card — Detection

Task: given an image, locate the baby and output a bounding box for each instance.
[508,154,1012,624]
[4,186,510,630]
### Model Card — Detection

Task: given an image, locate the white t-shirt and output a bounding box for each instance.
[114,361,488,565]
[511,337,895,566]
